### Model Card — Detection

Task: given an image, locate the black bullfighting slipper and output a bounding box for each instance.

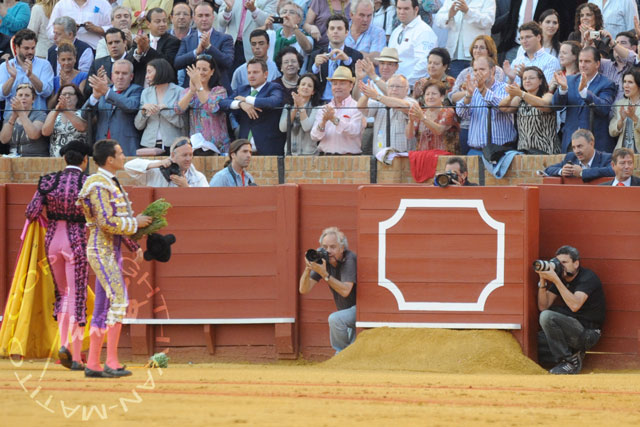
[70,361,85,371]
[84,367,116,378]
[104,364,132,377]
[58,346,72,369]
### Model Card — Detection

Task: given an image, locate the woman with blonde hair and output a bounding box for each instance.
[28,0,58,58]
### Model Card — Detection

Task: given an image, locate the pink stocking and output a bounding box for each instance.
[86,326,105,371]
[106,323,123,369]
[58,312,70,348]
[70,324,84,363]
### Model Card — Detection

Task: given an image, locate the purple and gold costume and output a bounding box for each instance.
[25,166,89,325]
[77,168,139,329]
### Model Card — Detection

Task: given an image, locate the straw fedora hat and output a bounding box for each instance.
[375,47,401,63]
[327,66,355,82]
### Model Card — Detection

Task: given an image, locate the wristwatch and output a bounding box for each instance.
[376,94,382,101]
[197,87,204,92]
[324,273,331,282]
[538,281,547,289]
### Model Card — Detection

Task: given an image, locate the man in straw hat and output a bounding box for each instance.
[354,47,400,95]
[310,66,364,154]
[209,139,256,187]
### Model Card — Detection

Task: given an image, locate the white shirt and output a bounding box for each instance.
[124,158,209,187]
[612,177,631,186]
[514,0,539,44]
[47,0,113,49]
[589,0,639,39]
[388,16,437,85]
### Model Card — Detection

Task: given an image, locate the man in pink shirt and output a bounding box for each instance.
[311,66,364,154]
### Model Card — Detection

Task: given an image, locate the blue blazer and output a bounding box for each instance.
[220,81,285,155]
[544,150,614,182]
[174,29,234,92]
[83,84,143,156]
[552,73,616,153]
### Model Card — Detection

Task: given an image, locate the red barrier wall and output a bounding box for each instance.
[356,186,540,358]
[538,185,640,368]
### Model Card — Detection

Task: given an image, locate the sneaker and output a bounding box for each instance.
[549,352,582,375]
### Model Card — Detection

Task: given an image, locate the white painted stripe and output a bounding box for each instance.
[122,318,295,325]
[356,321,521,330]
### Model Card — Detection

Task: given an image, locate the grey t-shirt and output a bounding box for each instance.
[310,249,357,311]
[11,110,49,157]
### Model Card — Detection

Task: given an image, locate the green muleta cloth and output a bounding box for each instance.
[132,198,172,240]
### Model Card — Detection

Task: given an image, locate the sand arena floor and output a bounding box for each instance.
[1,329,640,426]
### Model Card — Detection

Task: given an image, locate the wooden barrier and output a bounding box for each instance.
[356,186,540,358]
[538,185,640,368]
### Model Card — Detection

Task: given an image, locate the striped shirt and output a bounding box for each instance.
[456,81,517,148]
[511,48,561,84]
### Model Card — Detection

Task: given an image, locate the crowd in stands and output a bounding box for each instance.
[1,0,640,160]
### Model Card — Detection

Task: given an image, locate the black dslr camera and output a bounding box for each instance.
[533,257,564,277]
[435,171,458,187]
[159,162,181,183]
[305,248,330,265]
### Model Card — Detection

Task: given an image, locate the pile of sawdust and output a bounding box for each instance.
[322,328,545,375]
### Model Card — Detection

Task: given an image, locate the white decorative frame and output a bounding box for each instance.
[378,198,505,312]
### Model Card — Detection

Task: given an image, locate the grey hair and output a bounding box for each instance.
[319,226,349,250]
[113,58,134,74]
[53,16,78,37]
[555,245,580,262]
[571,128,594,143]
[278,1,303,20]
[111,5,133,21]
[351,0,374,14]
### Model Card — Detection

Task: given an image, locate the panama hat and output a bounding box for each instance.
[375,47,401,63]
[327,66,355,82]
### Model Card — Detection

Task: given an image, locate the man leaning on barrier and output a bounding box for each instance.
[299,227,357,354]
[434,156,478,187]
[536,245,606,375]
[209,139,256,187]
[124,137,209,187]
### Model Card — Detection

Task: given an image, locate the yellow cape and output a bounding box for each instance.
[0,220,94,359]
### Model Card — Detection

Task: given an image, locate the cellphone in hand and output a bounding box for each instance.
[272,16,284,24]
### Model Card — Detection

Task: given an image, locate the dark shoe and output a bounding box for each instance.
[58,346,72,369]
[70,361,85,371]
[84,367,116,378]
[104,364,132,377]
[549,352,582,375]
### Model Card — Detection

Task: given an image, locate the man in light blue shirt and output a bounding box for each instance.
[345,0,386,61]
[231,29,280,90]
[0,29,54,120]
[507,21,560,85]
[210,139,257,187]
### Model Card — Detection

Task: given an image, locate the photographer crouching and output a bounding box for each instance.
[434,157,478,187]
[299,227,357,354]
[535,246,606,374]
[124,137,209,187]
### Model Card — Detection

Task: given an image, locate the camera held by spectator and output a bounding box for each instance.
[159,162,181,183]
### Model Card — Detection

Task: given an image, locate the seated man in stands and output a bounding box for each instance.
[124,137,209,187]
[299,226,357,354]
[209,139,256,187]
[544,129,614,182]
[601,147,640,187]
[537,245,606,375]
[435,157,478,187]
[310,66,364,155]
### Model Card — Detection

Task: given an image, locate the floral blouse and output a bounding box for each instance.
[175,86,230,153]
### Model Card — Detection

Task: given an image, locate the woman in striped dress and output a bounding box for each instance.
[499,66,559,154]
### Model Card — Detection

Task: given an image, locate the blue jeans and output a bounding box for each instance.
[328,305,356,353]
[458,127,469,155]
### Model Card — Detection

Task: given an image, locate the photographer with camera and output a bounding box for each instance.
[535,245,606,375]
[434,157,478,187]
[124,137,209,187]
[299,227,357,354]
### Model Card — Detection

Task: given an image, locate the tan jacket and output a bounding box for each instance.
[609,98,640,153]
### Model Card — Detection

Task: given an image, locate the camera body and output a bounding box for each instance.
[159,162,181,183]
[533,257,564,277]
[305,248,330,265]
[272,16,284,24]
[435,171,459,187]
